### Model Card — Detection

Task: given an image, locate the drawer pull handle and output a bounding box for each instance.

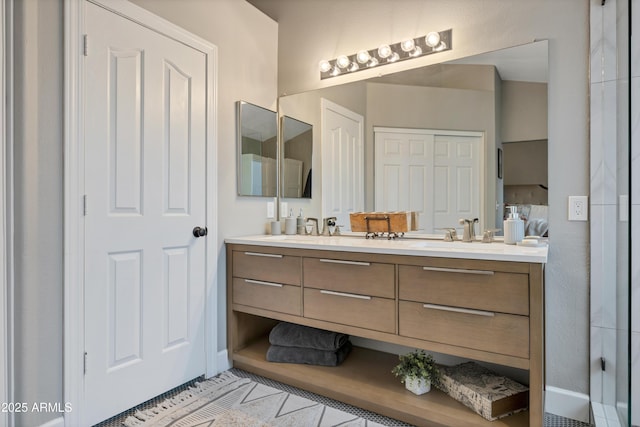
[422,266,494,275]
[319,259,371,266]
[422,303,495,317]
[320,290,372,300]
[244,279,283,288]
[244,252,283,258]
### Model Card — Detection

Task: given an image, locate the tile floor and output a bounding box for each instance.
[96,368,594,427]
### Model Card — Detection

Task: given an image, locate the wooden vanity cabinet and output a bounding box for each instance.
[227,243,545,427]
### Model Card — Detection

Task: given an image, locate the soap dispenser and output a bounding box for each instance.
[503,206,524,245]
[285,208,297,235]
[296,208,305,235]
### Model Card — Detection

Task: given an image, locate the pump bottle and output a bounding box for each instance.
[504,206,524,245]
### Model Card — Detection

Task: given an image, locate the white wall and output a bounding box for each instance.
[264,0,591,408]
[12,0,64,425]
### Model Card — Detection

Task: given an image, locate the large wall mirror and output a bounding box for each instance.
[236,101,278,197]
[278,41,548,234]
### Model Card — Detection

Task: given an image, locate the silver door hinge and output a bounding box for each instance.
[83,195,87,216]
[84,352,88,374]
[83,34,89,56]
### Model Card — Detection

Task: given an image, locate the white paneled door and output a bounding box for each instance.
[83,3,207,424]
[375,128,483,233]
[321,99,364,230]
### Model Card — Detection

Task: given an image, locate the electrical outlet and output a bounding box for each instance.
[568,196,588,221]
[266,201,275,218]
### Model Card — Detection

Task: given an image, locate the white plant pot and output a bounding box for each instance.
[405,377,431,395]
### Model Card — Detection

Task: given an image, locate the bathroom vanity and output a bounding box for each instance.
[225,235,547,426]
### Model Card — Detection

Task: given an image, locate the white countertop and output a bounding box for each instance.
[225,234,548,263]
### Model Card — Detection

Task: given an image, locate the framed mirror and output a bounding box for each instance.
[281,116,313,198]
[278,41,548,234]
[236,101,278,197]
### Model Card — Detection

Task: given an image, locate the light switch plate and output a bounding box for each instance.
[266,201,275,218]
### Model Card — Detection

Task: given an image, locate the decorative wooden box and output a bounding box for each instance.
[436,362,529,421]
[349,211,416,235]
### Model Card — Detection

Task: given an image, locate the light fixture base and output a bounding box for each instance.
[320,29,452,80]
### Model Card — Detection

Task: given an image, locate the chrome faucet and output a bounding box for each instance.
[458,218,479,242]
[322,217,337,236]
[306,217,319,235]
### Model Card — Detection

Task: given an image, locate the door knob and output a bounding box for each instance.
[192,226,208,238]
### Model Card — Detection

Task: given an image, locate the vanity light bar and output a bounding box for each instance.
[319,29,452,80]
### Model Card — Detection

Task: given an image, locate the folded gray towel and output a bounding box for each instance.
[269,322,349,351]
[266,341,352,367]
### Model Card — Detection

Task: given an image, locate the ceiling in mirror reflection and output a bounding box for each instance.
[370,42,548,88]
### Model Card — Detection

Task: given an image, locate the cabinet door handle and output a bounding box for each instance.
[244,252,283,258]
[422,303,495,317]
[422,266,494,275]
[244,279,283,288]
[320,290,372,300]
[319,259,370,266]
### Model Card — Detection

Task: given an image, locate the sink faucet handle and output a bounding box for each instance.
[305,217,319,235]
[482,228,501,243]
[438,227,458,242]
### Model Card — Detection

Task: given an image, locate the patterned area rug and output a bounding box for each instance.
[122,371,385,426]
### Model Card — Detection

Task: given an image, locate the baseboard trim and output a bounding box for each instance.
[217,349,231,373]
[545,386,590,423]
[39,416,64,427]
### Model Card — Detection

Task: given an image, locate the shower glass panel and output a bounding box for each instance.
[617,0,631,424]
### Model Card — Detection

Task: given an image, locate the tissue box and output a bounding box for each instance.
[436,362,529,421]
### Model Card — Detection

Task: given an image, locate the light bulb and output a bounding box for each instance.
[356,50,371,64]
[400,39,415,52]
[319,60,332,73]
[425,32,441,48]
[434,41,447,51]
[410,46,422,57]
[367,57,379,67]
[336,55,350,69]
[388,52,400,62]
[378,44,392,59]
[348,62,359,72]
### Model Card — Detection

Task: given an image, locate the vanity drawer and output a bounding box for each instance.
[233,250,301,286]
[304,288,395,333]
[398,265,529,315]
[303,257,394,298]
[233,278,301,316]
[399,301,529,358]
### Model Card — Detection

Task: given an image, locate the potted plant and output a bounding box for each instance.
[391,349,439,395]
